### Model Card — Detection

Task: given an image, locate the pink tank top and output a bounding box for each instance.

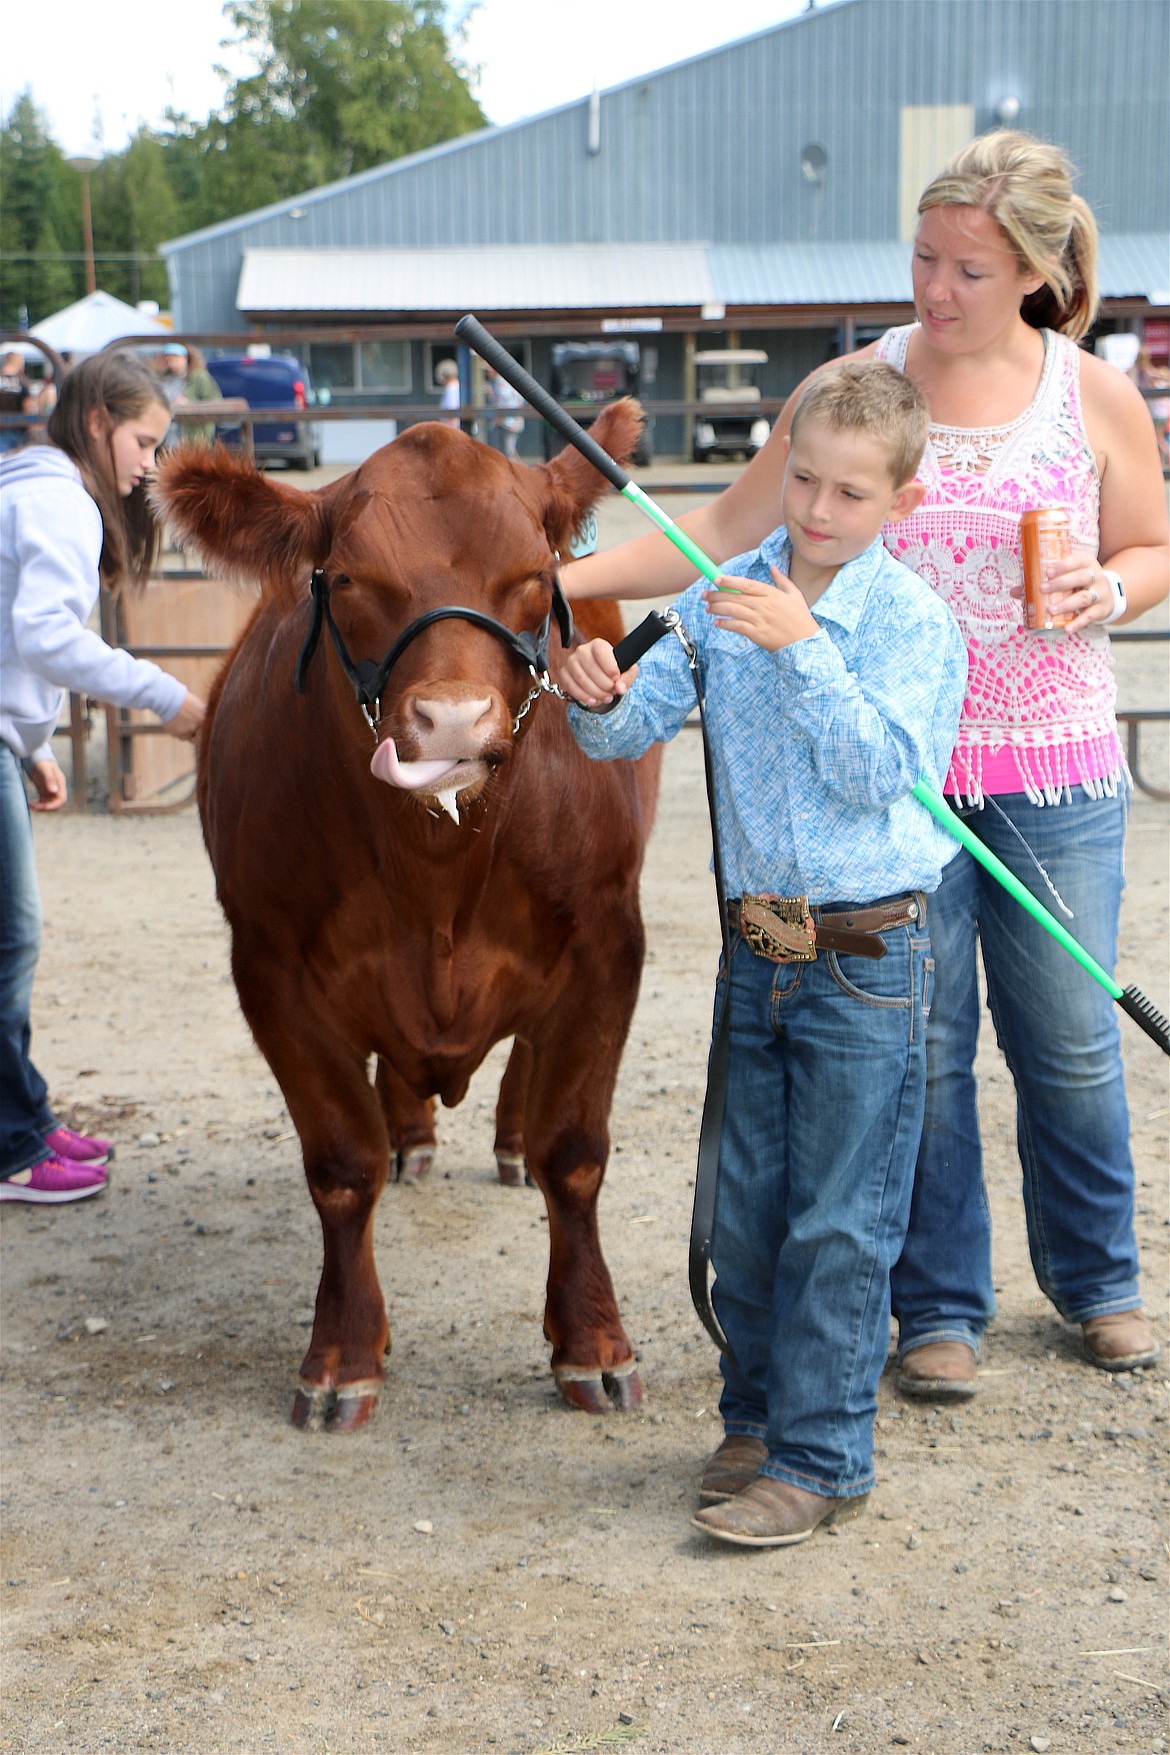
[877,325,1123,805]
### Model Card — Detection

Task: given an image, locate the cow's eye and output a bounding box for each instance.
[331,573,351,587]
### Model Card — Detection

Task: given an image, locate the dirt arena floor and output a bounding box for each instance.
[2,471,1167,1753]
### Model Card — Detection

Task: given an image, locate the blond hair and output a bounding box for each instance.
[918,130,1099,340]
[791,361,928,487]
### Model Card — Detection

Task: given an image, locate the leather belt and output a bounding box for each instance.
[818,892,924,933]
[726,891,924,962]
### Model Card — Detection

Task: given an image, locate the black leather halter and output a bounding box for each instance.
[294,566,574,729]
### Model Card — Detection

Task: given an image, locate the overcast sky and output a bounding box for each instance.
[5,1,812,159]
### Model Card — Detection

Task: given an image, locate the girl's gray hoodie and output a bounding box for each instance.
[0,445,185,764]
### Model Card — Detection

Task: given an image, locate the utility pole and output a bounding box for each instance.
[65,156,101,296]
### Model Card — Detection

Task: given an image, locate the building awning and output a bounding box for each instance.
[237,244,717,317]
[237,235,1169,320]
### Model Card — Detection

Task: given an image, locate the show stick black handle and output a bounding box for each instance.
[612,612,675,674]
[455,315,632,493]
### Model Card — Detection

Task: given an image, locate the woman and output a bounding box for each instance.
[435,357,462,428]
[0,352,205,1204]
[567,131,1168,1391]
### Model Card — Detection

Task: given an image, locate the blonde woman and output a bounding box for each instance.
[568,131,1168,1396]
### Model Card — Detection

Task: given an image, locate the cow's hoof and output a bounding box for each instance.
[554,1358,643,1414]
[495,1150,528,1187]
[291,1377,381,1433]
[397,1146,435,1183]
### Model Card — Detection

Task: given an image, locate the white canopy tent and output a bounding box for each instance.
[29,291,171,356]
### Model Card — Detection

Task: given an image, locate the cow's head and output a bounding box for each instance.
[154,403,642,821]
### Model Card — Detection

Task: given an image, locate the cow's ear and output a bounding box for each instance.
[539,396,644,546]
[152,446,342,601]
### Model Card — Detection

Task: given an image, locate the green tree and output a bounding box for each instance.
[225,0,484,177]
[90,133,181,309]
[161,0,486,229]
[0,93,82,328]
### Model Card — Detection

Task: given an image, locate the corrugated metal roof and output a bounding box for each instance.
[237,235,1168,317]
[1096,234,1170,302]
[713,235,1170,305]
[236,244,716,314]
[710,243,913,306]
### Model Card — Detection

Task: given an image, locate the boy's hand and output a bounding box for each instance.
[561,638,636,708]
[702,567,819,651]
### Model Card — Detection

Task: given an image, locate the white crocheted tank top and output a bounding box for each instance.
[877,325,1122,805]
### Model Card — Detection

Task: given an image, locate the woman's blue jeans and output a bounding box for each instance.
[891,787,1141,1359]
[712,909,932,1499]
[0,743,53,1178]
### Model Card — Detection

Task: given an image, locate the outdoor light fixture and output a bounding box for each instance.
[800,143,828,185]
[587,86,601,156]
[995,95,1021,126]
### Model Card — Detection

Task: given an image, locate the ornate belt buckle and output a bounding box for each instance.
[739,894,817,963]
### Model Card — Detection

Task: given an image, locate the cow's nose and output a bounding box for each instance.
[407,693,494,737]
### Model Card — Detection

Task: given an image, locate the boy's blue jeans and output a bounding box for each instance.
[891,787,1140,1357]
[711,906,933,1499]
[0,743,54,1178]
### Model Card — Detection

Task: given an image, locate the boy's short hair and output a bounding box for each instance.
[790,361,928,487]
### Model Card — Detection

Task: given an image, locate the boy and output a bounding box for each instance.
[563,361,967,1548]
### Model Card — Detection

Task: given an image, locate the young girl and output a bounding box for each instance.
[0,351,206,1204]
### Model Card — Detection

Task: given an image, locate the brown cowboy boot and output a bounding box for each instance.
[693,1476,869,1548]
[1082,1310,1160,1371]
[896,1340,978,1400]
[698,1434,768,1506]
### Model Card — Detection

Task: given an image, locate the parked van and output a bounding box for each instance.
[206,351,326,470]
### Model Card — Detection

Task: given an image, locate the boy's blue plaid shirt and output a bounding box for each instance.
[567,527,968,904]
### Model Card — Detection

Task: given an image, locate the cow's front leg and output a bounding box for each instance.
[238,981,391,1432]
[523,965,643,1413]
[295,1109,391,1432]
[375,1057,437,1181]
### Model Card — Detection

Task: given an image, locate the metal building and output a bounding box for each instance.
[160,0,1169,457]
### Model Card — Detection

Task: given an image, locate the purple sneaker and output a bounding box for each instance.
[0,1155,109,1204]
[44,1125,113,1167]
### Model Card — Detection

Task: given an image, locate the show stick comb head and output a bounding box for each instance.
[1119,986,1170,1056]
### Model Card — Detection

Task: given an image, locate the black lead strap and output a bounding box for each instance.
[614,610,735,1360]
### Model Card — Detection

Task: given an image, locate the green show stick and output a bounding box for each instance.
[455,314,1169,1057]
[908,782,1166,1048]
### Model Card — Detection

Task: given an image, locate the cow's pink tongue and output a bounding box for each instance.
[370,738,461,791]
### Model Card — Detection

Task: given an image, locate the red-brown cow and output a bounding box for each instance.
[155,404,660,1432]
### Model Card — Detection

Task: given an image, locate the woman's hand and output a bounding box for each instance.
[166,690,206,741]
[28,757,67,812]
[1026,547,1119,634]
